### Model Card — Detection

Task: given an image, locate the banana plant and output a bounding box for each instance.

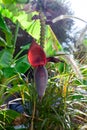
[27,40,63,100]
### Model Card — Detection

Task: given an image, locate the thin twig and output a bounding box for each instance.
[30,101,36,130]
[52,15,87,24]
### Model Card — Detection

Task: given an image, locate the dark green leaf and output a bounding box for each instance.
[0,109,20,123]
[0,49,12,69]
[15,55,30,73]
[0,13,11,33]
[0,14,12,46]
[3,66,16,78]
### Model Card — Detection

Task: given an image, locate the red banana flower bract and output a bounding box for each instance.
[28,40,63,67]
[27,40,46,67]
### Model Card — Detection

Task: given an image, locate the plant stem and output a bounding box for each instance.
[13,20,20,50]
[30,101,36,130]
[39,10,46,48]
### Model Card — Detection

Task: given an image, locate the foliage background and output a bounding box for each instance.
[0,0,87,130]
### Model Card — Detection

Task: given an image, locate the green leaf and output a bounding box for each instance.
[0,36,7,47]
[16,0,30,3]
[2,0,15,4]
[3,66,16,78]
[7,84,28,94]
[0,109,20,123]
[15,55,30,73]
[69,94,84,100]
[0,13,11,33]
[44,26,63,57]
[0,49,12,69]
[27,20,40,40]
[0,14,12,46]
[44,39,56,57]
[20,43,31,51]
